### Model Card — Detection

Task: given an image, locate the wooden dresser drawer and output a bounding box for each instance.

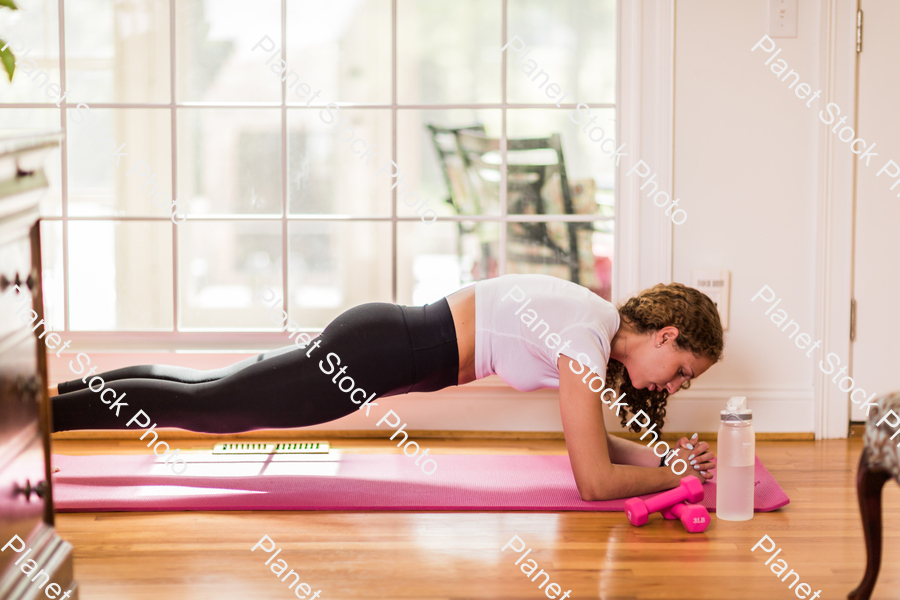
[0,433,46,576]
[0,231,35,340]
[0,332,40,469]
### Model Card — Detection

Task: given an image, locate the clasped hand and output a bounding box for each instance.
[671,433,715,481]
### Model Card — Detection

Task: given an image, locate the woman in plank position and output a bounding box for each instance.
[51,273,724,500]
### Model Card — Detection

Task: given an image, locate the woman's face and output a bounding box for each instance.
[620,326,715,393]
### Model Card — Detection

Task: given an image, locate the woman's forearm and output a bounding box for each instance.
[586,463,679,501]
[606,433,660,468]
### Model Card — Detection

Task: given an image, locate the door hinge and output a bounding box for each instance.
[857,9,863,53]
[850,298,857,341]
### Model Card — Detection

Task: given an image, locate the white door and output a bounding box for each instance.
[851,0,900,420]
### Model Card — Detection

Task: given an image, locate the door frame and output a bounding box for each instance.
[615,0,675,301]
[814,0,859,438]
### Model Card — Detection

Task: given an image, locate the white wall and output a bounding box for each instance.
[666,0,824,433]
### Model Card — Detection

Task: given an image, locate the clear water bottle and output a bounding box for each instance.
[716,396,755,521]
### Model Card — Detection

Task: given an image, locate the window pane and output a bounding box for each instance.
[179,220,282,329]
[397,220,498,305]
[0,109,62,216]
[286,0,391,104]
[65,0,170,103]
[288,108,391,216]
[507,0,616,104]
[68,221,173,330]
[398,0,501,104]
[41,144,62,217]
[506,108,615,215]
[505,220,611,300]
[178,108,281,216]
[288,221,392,328]
[592,224,614,295]
[0,0,60,104]
[39,220,64,330]
[176,0,281,103]
[67,108,173,218]
[398,109,502,219]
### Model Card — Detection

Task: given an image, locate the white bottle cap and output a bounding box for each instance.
[721,395,753,421]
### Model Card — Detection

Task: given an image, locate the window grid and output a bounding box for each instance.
[57,0,69,331]
[391,0,398,305]
[28,0,616,336]
[500,0,507,279]
[279,0,289,339]
[168,0,179,337]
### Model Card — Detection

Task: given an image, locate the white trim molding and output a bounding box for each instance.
[662,387,815,434]
[615,0,675,302]
[813,0,858,439]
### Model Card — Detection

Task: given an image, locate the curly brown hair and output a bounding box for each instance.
[607,282,725,432]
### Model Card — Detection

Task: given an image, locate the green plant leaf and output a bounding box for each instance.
[0,0,20,10]
[0,42,14,81]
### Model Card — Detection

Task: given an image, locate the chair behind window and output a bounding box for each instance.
[425,124,487,218]
[454,130,590,285]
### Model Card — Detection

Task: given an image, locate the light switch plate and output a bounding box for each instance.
[691,269,730,330]
[768,0,798,38]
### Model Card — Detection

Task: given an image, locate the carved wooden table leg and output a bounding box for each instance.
[847,450,891,600]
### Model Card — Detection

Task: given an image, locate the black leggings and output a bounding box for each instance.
[52,299,459,434]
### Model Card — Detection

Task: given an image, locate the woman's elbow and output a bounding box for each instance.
[577,487,596,502]
[579,489,604,502]
[575,479,613,502]
[579,488,616,502]
[575,468,618,502]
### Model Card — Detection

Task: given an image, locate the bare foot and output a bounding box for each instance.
[48,384,59,398]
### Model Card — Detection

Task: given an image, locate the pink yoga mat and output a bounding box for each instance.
[51,453,789,513]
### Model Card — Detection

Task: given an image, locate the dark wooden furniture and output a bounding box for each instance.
[848,391,900,600]
[0,133,77,599]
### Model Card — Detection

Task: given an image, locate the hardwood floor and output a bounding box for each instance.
[50,436,899,600]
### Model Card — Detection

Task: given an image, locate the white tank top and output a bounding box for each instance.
[474,274,620,391]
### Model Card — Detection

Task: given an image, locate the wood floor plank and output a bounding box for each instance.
[49,437,900,600]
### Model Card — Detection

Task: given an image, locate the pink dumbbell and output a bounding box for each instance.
[623,476,704,527]
[661,502,710,533]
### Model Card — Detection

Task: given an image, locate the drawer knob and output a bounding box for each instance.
[16,375,41,401]
[14,479,46,501]
[0,274,8,292]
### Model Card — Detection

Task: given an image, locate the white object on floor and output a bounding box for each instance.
[212,441,331,455]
